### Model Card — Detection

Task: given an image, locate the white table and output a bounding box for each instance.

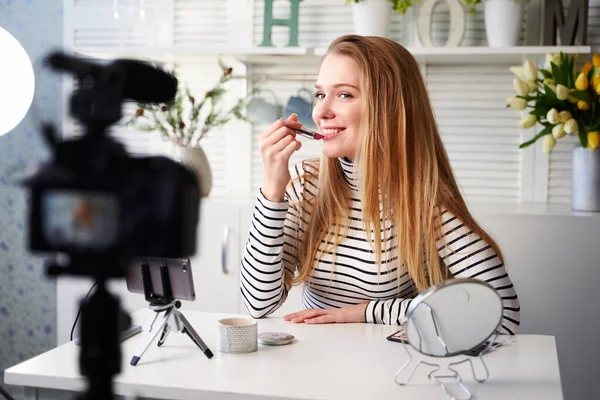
[4,309,563,400]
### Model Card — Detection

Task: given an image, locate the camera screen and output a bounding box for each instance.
[41,190,120,251]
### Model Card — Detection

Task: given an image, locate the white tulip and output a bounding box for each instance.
[506,97,527,111]
[552,123,566,139]
[564,119,578,135]
[513,78,529,96]
[510,66,527,81]
[543,78,556,86]
[519,115,537,129]
[527,80,538,93]
[545,53,561,69]
[559,110,572,123]
[543,134,557,153]
[524,60,537,81]
[546,108,560,124]
[556,84,570,101]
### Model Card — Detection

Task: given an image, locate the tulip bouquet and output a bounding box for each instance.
[506,52,600,153]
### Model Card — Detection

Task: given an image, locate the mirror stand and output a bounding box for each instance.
[394,300,499,400]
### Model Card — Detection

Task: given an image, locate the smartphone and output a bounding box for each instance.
[386,327,409,344]
[125,256,196,301]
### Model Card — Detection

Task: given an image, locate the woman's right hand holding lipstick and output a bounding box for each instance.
[259,113,303,202]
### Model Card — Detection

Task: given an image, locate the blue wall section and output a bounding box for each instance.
[0,0,63,398]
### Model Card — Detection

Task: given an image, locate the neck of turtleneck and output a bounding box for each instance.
[338,157,360,192]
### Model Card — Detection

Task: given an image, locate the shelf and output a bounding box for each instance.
[72,46,312,62]
[72,45,592,65]
[314,45,592,64]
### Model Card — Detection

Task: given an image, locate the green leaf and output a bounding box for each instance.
[588,66,595,82]
[551,62,566,87]
[569,90,591,102]
[578,120,588,148]
[540,69,553,79]
[519,125,553,149]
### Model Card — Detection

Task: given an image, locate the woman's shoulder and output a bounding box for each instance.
[285,158,320,203]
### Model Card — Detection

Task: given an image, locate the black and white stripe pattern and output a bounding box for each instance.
[241,158,520,334]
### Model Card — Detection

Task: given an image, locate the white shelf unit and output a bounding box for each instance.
[72,45,592,65]
[315,45,593,64]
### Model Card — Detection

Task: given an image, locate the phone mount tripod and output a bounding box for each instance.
[130,259,213,366]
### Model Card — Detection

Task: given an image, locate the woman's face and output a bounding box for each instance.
[313,53,363,160]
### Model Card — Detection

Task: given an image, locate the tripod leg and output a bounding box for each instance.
[173,310,213,359]
[130,309,172,366]
[157,324,171,347]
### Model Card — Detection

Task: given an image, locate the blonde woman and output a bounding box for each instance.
[241,35,520,334]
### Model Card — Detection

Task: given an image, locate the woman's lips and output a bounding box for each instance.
[322,128,346,141]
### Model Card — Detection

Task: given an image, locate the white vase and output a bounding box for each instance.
[484,0,525,47]
[571,145,600,212]
[351,0,392,37]
[171,144,213,198]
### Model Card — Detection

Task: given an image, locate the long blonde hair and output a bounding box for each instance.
[290,35,504,293]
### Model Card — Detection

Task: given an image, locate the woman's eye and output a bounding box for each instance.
[314,92,325,100]
[339,92,353,99]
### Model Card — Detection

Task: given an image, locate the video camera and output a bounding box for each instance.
[25,52,200,277]
[22,51,201,399]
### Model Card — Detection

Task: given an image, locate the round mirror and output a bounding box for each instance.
[404,278,502,358]
[0,26,35,136]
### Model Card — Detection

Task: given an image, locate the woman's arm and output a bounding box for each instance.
[436,209,521,334]
[312,210,520,331]
[240,165,305,319]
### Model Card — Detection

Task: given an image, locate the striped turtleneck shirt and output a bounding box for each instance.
[240,157,520,334]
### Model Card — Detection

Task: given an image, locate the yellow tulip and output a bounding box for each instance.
[582,62,593,75]
[546,108,560,124]
[578,101,591,110]
[506,97,527,111]
[592,75,600,90]
[552,123,566,139]
[564,119,578,135]
[596,83,600,96]
[519,115,537,129]
[543,134,557,153]
[568,95,579,104]
[556,84,570,100]
[588,131,600,151]
[575,72,589,90]
[593,53,600,68]
[559,110,572,123]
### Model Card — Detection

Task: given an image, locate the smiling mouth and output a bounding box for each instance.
[322,128,346,140]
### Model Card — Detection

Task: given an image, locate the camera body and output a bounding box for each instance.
[26,139,200,277]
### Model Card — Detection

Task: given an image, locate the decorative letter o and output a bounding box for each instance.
[417,0,466,48]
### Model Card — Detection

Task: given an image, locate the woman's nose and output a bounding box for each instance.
[313,99,335,123]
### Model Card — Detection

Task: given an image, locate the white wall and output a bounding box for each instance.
[472,207,600,400]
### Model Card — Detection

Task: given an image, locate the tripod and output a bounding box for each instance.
[130,260,213,366]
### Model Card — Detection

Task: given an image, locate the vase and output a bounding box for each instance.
[484,0,525,47]
[571,145,600,212]
[171,144,213,198]
[351,0,392,37]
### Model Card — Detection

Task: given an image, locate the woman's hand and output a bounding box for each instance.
[284,303,368,324]
[259,113,303,202]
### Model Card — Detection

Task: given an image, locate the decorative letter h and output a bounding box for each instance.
[259,0,303,47]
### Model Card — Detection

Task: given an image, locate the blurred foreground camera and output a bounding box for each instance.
[21,51,201,400]
[24,52,200,278]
